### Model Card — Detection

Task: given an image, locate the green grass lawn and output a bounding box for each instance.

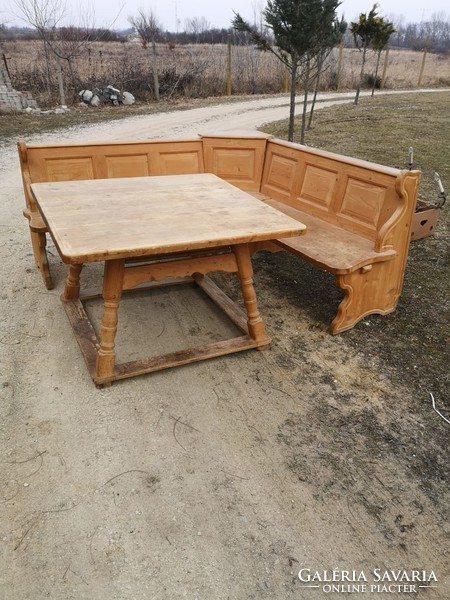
[262,91,450,404]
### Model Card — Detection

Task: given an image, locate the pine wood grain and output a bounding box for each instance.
[31,173,305,264]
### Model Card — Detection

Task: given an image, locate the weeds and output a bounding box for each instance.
[2,40,449,108]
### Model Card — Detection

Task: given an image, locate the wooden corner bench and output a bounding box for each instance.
[18,132,421,334]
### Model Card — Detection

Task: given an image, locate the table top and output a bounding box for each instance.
[31,173,305,264]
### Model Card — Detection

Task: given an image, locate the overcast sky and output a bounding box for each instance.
[109,0,449,30]
[6,0,450,30]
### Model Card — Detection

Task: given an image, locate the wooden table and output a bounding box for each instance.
[31,173,305,385]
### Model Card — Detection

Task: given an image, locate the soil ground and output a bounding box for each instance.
[1,91,449,600]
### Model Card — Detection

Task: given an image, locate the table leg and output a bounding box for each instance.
[63,264,83,300]
[96,259,125,382]
[233,243,269,349]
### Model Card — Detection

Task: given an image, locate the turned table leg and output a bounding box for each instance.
[96,259,125,382]
[233,243,270,348]
[63,264,83,300]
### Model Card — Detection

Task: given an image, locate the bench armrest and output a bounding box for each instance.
[23,208,47,232]
[376,170,421,252]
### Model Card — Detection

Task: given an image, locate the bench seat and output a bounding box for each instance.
[264,199,397,274]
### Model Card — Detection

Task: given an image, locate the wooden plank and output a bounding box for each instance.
[64,271,271,386]
[265,199,396,274]
[25,139,203,180]
[122,252,238,289]
[194,275,249,333]
[61,298,99,380]
[31,174,305,264]
[98,336,269,384]
[79,277,194,301]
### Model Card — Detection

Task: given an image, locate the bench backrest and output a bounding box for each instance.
[18,135,272,214]
[19,134,420,254]
[260,139,421,249]
[18,139,205,212]
[20,139,205,181]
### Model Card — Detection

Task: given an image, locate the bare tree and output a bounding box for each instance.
[184,16,210,42]
[14,0,67,102]
[13,0,122,105]
[251,0,265,34]
[129,9,161,101]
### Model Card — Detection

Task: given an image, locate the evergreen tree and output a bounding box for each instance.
[233,0,343,143]
[351,4,381,104]
[371,18,396,96]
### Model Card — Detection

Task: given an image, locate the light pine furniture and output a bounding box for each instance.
[31,173,305,385]
[18,133,421,334]
[258,140,421,333]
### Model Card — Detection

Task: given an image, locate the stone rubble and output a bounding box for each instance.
[79,85,135,107]
[0,66,135,115]
[0,65,39,112]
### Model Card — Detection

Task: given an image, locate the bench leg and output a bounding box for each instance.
[332,264,399,334]
[30,230,53,290]
[63,264,83,300]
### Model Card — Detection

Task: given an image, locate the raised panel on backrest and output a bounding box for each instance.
[336,167,398,240]
[152,141,204,175]
[26,140,204,184]
[105,154,150,178]
[261,142,303,202]
[103,141,204,177]
[264,140,401,241]
[262,142,343,220]
[28,150,96,183]
[298,159,340,215]
[202,137,267,191]
[338,176,386,235]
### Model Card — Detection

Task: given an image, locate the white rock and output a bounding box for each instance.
[122,91,135,105]
[90,95,101,107]
[82,90,93,102]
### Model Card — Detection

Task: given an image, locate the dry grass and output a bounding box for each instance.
[2,40,450,107]
[336,47,450,89]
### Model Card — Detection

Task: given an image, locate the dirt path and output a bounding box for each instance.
[1,92,449,600]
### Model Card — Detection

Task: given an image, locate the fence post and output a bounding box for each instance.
[2,53,11,79]
[380,47,389,89]
[417,48,427,87]
[152,40,160,101]
[226,34,232,96]
[336,42,343,90]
